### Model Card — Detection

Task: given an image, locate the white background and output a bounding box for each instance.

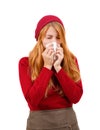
[0,0,100,129]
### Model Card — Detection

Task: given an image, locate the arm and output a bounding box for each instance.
[55,68,83,104]
[18,57,53,107]
[53,45,83,104]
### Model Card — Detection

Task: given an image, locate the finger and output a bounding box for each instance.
[45,48,53,54]
[57,44,60,47]
[51,51,56,57]
[56,52,64,59]
[56,46,63,51]
[56,50,63,56]
[45,48,55,57]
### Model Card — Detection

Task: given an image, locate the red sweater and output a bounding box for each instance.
[18,57,83,111]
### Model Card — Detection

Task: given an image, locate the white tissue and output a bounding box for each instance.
[52,42,57,51]
[46,42,57,52]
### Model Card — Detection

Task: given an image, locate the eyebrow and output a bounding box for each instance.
[46,34,52,36]
[46,34,59,37]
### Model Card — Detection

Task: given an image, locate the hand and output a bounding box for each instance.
[53,46,64,72]
[42,46,55,70]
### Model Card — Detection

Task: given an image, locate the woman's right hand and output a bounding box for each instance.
[42,47,55,70]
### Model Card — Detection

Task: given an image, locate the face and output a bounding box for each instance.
[42,26,61,48]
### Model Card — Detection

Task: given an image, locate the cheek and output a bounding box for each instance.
[42,39,48,48]
[42,38,51,48]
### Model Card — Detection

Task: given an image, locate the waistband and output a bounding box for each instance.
[27,107,79,130]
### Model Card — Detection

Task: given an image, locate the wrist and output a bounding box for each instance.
[44,65,52,70]
[54,65,61,73]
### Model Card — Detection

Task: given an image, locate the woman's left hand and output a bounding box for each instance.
[53,46,64,72]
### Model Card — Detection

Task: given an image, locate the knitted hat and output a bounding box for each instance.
[35,15,64,40]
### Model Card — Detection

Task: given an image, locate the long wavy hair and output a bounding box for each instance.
[29,22,81,97]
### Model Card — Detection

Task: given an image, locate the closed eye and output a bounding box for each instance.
[46,35,52,39]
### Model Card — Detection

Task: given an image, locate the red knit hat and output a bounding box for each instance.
[35,15,64,40]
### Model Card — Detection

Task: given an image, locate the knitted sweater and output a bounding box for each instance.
[18,57,83,111]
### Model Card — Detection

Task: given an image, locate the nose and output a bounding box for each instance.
[52,37,57,43]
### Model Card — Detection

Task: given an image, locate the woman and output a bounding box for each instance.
[18,15,83,130]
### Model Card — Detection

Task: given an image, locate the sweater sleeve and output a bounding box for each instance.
[55,60,83,104]
[18,57,53,107]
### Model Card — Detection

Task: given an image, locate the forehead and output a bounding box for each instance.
[46,26,58,35]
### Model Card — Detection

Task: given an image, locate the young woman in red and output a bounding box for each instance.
[18,15,83,130]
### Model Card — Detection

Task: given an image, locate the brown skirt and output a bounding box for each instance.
[26,107,80,130]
